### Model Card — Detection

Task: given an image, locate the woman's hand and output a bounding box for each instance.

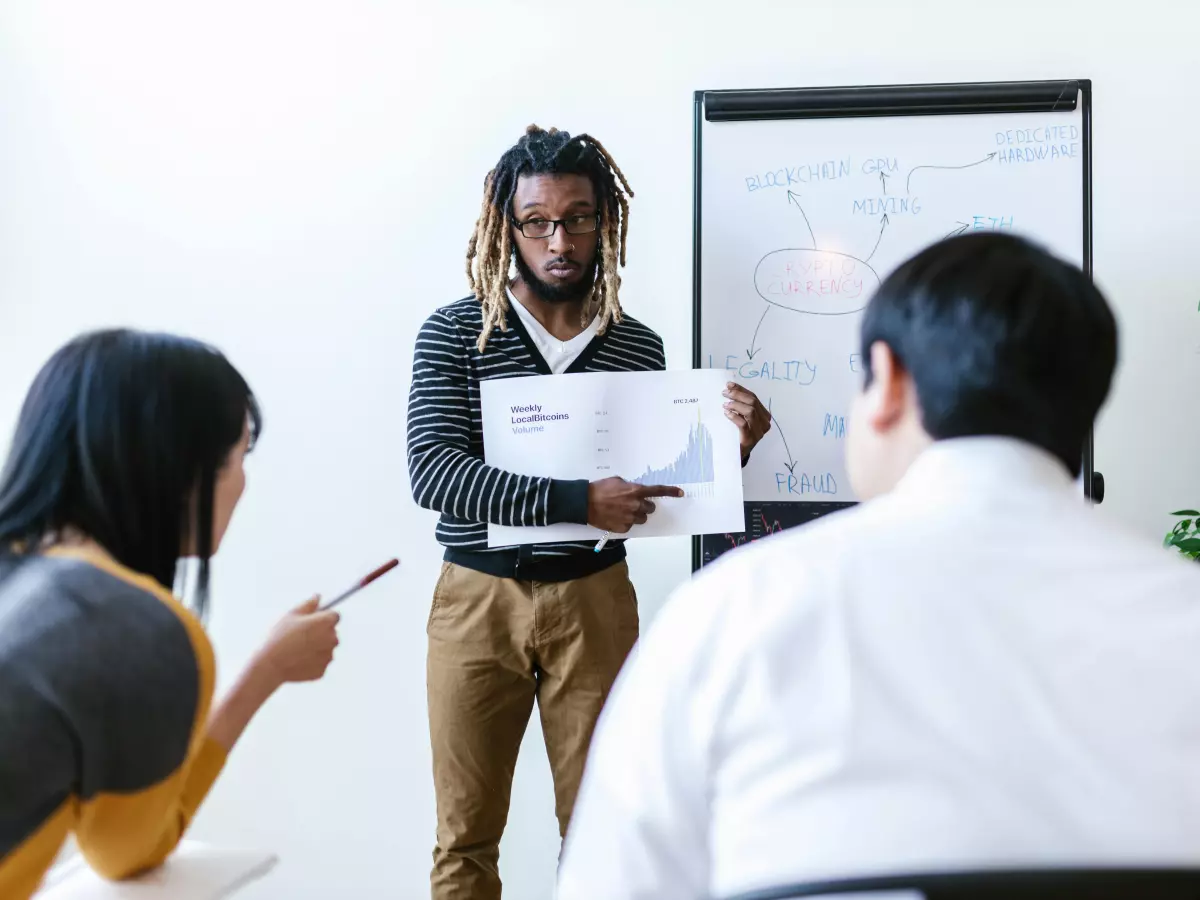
[255,596,341,686]
[207,597,341,753]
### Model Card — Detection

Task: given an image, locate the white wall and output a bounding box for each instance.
[1,2,1197,897]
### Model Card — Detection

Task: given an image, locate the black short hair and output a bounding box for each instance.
[0,329,261,617]
[860,232,1117,476]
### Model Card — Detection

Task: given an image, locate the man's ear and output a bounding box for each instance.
[864,341,909,432]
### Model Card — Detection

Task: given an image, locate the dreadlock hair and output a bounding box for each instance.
[466,124,634,352]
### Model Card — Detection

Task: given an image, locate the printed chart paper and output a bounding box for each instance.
[482,369,744,546]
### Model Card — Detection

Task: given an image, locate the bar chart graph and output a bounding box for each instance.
[632,413,717,498]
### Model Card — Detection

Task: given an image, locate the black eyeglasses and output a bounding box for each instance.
[511,214,600,239]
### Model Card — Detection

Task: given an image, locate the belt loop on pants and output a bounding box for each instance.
[514,544,535,581]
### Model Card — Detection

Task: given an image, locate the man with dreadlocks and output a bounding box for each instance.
[406,124,771,899]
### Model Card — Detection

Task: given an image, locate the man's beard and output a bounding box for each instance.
[513,251,596,305]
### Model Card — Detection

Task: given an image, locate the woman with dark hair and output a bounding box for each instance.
[0,329,341,899]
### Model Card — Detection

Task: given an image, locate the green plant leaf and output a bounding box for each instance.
[1171,509,1200,516]
[1173,538,1200,553]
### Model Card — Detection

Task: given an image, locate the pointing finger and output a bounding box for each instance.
[634,484,685,499]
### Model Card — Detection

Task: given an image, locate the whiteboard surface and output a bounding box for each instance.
[700,104,1084,502]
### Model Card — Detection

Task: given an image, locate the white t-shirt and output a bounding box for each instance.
[507,288,598,374]
[558,436,1200,900]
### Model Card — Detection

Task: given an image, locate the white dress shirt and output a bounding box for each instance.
[508,288,599,374]
[557,437,1200,900]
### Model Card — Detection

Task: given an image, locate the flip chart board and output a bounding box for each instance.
[693,80,1094,569]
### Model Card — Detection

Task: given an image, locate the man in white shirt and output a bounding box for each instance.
[556,232,1200,900]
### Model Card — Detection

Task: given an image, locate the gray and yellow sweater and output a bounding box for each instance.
[0,546,225,899]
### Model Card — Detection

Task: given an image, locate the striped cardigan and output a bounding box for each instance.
[406,296,666,580]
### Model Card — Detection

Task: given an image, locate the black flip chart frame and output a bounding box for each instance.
[691,79,1095,573]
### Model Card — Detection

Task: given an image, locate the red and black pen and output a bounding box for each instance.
[319,558,400,611]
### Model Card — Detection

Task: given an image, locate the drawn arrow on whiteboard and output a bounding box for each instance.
[787,191,817,250]
[879,171,890,195]
[866,213,890,263]
[906,152,997,195]
[746,306,770,360]
[943,221,970,239]
[768,398,798,473]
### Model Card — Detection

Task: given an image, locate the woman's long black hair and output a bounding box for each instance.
[0,329,261,618]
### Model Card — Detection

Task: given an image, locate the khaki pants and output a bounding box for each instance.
[426,559,639,900]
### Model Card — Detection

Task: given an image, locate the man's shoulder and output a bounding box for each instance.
[699,502,866,585]
[670,502,868,627]
[635,505,867,689]
[1083,504,1200,586]
[609,311,663,345]
[416,297,486,354]
[602,312,666,370]
[424,295,483,329]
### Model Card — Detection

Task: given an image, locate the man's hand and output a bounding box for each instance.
[723,382,772,462]
[588,477,684,533]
